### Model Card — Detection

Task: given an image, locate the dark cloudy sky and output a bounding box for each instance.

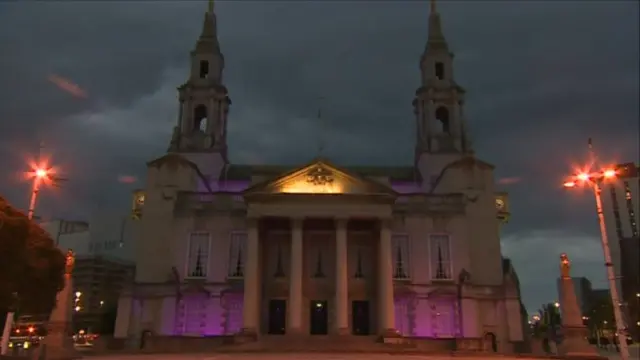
[0,1,638,313]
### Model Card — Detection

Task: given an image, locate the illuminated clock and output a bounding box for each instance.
[495,198,505,210]
[136,194,145,206]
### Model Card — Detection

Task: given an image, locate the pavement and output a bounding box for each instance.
[83,343,640,360]
[599,343,640,360]
[85,355,569,360]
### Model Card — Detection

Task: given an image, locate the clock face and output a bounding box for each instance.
[495,198,505,210]
[136,194,145,205]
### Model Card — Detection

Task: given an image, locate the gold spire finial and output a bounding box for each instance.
[208,0,214,13]
[430,0,436,14]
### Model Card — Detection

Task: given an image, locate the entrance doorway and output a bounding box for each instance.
[352,300,370,335]
[484,332,497,352]
[268,299,286,334]
[309,300,328,335]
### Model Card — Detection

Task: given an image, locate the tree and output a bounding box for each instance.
[0,196,66,318]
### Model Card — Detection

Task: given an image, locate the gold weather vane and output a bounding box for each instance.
[208,0,214,13]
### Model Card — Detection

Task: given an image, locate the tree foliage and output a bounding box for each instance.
[0,196,65,316]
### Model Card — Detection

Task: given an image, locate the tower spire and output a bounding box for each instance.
[169,0,230,156]
[426,0,447,50]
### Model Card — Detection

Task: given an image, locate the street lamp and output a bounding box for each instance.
[563,152,630,360]
[1,144,66,356]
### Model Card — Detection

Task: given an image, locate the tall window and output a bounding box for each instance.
[392,234,410,279]
[186,232,210,279]
[429,234,452,280]
[228,232,247,278]
[199,60,209,79]
[435,62,445,80]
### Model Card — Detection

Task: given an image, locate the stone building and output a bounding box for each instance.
[114,0,524,352]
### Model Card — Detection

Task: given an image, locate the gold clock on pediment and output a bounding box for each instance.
[495,198,505,210]
[136,193,145,206]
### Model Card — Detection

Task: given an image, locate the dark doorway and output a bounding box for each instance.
[140,330,152,349]
[309,300,328,335]
[484,332,497,352]
[352,301,370,335]
[268,299,287,335]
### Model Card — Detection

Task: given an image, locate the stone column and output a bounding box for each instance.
[288,218,304,333]
[335,218,349,334]
[378,219,398,338]
[35,250,80,360]
[557,253,600,357]
[241,218,260,337]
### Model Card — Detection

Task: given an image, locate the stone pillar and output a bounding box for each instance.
[557,253,601,358]
[334,218,349,334]
[288,218,304,333]
[241,218,260,337]
[378,219,398,339]
[36,250,81,360]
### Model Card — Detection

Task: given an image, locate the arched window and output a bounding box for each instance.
[435,106,450,134]
[193,105,208,132]
[435,62,445,80]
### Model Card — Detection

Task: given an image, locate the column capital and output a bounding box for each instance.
[247,217,259,229]
[379,218,393,230]
[290,217,304,229]
[334,218,349,229]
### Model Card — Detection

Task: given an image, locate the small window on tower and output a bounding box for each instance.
[435,62,444,80]
[193,105,208,132]
[435,106,450,134]
[199,60,209,79]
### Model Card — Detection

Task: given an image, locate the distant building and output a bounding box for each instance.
[600,162,639,340]
[40,217,139,332]
[619,237,639,340]
[40,215,139,262]
[556,276,593,315]
[72,255,135,333]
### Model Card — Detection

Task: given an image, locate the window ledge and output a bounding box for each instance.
[184,276,207,281]
[431,279,455,283]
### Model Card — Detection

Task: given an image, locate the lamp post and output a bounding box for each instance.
[563,160,630,360]
[1,144,65,355]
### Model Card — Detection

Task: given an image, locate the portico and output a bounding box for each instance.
[239,161,399,337]
[241,216,396,337]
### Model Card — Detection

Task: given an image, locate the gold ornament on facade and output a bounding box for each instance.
[306,167,334,186]
[65,249,75,275]
[560,253,571,279]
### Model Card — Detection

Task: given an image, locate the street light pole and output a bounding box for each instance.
[1,143,64,355]
[562,140,630,360]
[592,179,630,360]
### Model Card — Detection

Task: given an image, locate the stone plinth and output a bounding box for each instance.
[558,254,605,360]
[34,270,81,360]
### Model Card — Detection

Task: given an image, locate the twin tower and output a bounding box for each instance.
[168,0,473,165]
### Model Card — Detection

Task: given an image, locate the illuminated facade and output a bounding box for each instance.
[114,1,524,352]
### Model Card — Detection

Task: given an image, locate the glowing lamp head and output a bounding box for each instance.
[35,169,47,178]
[577,173,590,182]
[603,169,616,178]
[563,181,577,188]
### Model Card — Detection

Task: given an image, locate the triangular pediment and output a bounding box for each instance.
[243,159,397,197]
